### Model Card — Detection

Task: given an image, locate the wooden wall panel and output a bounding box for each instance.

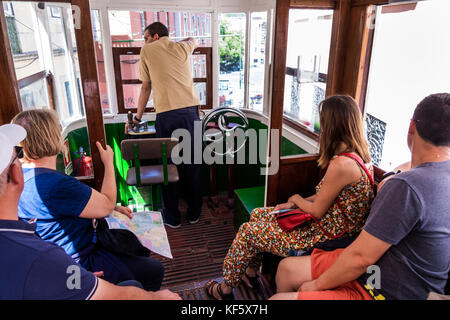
[290,0,336,9]
[352,0,388,6]
[340,4,373,105]
[276,154,324,204]
[266,0,290,206]
[326,0,352,96]
[72,0,106,190]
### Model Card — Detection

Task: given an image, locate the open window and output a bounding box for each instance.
[219,13,246,108]
[108,10,213,113]
[3,1,89,125]
[283,8,334,138]
[3,1,98,179]
[363,0,450,171]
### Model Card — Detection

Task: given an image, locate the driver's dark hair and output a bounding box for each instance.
[144,22,169,38]
[413,93,450,147]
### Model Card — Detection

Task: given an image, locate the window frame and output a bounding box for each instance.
[111,44,213,115]
[0,0,106,190]
[280,3,336,142]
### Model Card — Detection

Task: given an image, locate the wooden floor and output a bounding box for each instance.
[152,195,272,300]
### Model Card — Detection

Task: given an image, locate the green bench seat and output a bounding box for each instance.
[233,186,265,231]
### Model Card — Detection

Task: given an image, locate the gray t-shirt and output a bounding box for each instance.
[361,160,450,300]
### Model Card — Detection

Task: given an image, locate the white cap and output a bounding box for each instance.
[0,124,27,175]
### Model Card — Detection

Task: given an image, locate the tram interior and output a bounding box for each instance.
[0,0,449,300]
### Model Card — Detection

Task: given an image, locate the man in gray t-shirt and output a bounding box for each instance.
[360,160,450,299]
[270,93,450,300]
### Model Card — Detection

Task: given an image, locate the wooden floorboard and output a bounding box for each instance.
[152,195,271,300]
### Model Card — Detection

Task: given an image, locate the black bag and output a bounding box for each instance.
[95,218,150,257]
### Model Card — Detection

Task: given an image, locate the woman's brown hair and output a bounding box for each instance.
[317,95,371,169]
[11,109,63,161]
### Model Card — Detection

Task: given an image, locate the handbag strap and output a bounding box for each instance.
[312,153,373,239]
[337,153,375,188]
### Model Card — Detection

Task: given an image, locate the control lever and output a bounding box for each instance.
[127,111,135,132]
[127,111,148,133]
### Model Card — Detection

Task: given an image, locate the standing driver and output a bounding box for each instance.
[126,22,202,229]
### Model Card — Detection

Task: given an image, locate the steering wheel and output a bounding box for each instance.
[202,108,249,157]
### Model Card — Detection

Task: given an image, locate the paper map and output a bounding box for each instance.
[105,210,173,259]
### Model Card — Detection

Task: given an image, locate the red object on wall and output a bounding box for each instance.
[73,154,93,177]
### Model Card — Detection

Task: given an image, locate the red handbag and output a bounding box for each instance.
[276,153,375,236]
[275,209,315,232]
[275,206,348,238]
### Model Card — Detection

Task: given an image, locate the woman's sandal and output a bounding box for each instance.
[205,280,234,300]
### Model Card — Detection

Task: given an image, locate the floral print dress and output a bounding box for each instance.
[222,155,375,287]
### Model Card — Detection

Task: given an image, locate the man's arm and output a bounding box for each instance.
[181,37,197,47]
[90,278,181,300]
[136,81,152,121]
[300,230,391,292]
[178,37,198,55]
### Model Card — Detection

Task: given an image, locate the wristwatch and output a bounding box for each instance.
[134,115,142,123]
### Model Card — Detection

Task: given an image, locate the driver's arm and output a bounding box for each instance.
[137,81,151,121]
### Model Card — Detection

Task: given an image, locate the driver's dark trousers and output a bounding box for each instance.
[155,105,202,225]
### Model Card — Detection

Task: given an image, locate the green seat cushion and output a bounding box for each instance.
[233,186,265,231]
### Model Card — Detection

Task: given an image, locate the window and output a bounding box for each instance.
[91,9,111,113]
[109,11,212,47]
[6,16,20,54]
[3,2,14,17]
[219,13,246,108]
[109,10,213,112]
[248,12,268,112]
[283,9,333,133]
[64,81,74,117]
[49,7,60,18]
[4,2,87,126]
[47,5,85,123]
[4,2,44,80]
[364,1,450,170]
[19,77,50,110]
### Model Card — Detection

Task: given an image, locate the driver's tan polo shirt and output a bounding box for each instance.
[139,36,200,114]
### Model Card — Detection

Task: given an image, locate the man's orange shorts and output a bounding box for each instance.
[297,248,373,300]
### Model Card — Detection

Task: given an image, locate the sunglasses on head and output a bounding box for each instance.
[6,146,24,183]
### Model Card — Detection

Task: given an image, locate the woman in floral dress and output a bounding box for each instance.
[206,95,375,300]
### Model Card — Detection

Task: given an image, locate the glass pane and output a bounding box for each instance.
[47,5,85,122]
[219,13,246,108]
[20,78,50,110]
[109,11,211,48]
[191,54,207,78]
[248,11,267,112]
[194,82,207,105]
[120,54,140,80]
[4,2,45,80]
[283,9,333,132]
[364,0,450,170]
[91,9,110,113]
[123,84,153,109]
